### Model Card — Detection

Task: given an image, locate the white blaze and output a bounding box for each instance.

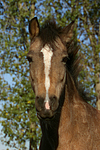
[41,45,53,109]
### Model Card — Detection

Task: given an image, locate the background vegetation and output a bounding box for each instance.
[0,0,100,149]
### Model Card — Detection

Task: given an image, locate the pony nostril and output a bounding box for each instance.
[50,96,57,105]
[35,96,39,101]
[35,96,44,104]
[51,96,57,101]
[35,96,44,111]
[49,96,58,111]
[54,96,57,101]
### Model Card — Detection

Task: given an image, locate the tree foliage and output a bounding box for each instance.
[0,0,40,149]
[0,0,100,149]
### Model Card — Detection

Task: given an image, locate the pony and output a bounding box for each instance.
[27,17,100,150]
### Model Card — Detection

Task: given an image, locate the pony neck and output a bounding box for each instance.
[57,80,81,149]
[39,115,59,150]
[39,74,79,150]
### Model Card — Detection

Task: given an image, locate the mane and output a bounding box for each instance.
[39,20,62,47]
[39,20,92,102]
[66,41,92,102]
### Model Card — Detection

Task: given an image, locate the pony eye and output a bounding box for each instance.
[27,56,33,63]
[62,56,68,64]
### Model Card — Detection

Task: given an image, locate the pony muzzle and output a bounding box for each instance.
[35,95,58,119]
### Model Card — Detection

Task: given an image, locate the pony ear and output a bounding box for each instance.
[29,17,40,40]
[61,21,75,43]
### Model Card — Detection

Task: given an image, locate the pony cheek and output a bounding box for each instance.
[30,78,37,94]
[56,74,66,98]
